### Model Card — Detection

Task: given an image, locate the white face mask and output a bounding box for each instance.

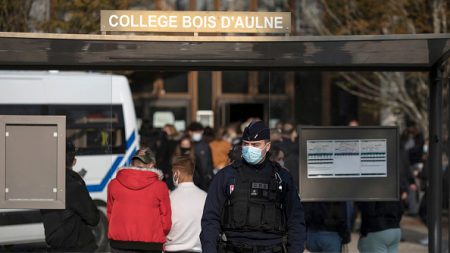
[404,138,415,150]
[192,133,202,142]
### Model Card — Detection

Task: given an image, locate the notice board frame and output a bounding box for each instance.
[298,126,399,202]
[0,115,66,209]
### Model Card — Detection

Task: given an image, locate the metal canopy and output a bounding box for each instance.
[0,31,450,253]
[0,32,449,71]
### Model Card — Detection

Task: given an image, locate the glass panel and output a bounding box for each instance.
[228,103,264,123]
[295,71,322,125]
[198,71,212,110]
[0,105,43,115]
[222,71,248,93]
[129,71,188,94]
[49,105,125,155]
[163,72,188,93]
[0,104,125,155]
[265,71,299,186]
[258,72,285,94]
[129,71,157,93]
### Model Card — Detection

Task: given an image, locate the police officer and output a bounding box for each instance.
[201,121,306,253]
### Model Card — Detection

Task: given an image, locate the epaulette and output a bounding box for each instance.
[269,160,283,173]
[230,160,243,169]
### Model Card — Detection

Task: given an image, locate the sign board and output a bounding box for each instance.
[101,11,291,34]
[0,115,66,209]
[299,126,399,201]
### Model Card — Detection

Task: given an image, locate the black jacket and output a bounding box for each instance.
[193,140,214,191]
[41,169,100,252]
[358,201,403,236]
[304,202,348,233]
[201,158,306,253]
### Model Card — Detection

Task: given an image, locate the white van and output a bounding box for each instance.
[0,71,139,249]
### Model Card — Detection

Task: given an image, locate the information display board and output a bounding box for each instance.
[0,115,66,209]
[299,126,398,201]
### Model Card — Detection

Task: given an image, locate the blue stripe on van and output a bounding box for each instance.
[86,131,136,193]
[126,131,136,150]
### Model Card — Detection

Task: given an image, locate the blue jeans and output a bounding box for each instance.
[358,228,401,253]
[306,230,342,253]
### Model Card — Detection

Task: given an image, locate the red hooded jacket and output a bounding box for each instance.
[107,167,171,251]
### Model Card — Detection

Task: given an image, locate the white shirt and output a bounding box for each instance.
[165,182,207,252]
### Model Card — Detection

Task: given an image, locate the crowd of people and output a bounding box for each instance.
[139,119,301,192]
[38,120,433,253]
[399,126,431,246]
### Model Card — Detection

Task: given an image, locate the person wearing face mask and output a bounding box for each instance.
[165,156,207,253]
[176,136,195,157]
[187,122,214,191]
[201,120,306,253]
[173,135,206,191]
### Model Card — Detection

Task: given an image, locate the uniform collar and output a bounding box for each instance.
[242,156,269,170]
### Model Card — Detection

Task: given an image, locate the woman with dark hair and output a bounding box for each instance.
[173,135,195,160]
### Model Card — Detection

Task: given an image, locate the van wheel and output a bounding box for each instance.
[92,206,109,252]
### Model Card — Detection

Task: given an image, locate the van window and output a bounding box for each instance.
[0,104,125,155]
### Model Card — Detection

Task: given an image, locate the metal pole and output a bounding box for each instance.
[446,67,450,253]
[429,66,443,253]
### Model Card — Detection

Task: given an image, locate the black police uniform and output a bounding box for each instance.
[200,121,306,253]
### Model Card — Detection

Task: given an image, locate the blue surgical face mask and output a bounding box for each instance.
[242,145,266,165]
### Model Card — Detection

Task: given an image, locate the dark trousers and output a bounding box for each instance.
[219,243,284,253]
[165,251,199,253]
[111,248,161,253]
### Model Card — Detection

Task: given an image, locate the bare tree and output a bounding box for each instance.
[301,0,449,135]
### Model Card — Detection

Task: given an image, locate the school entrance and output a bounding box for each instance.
[0,31,449,252]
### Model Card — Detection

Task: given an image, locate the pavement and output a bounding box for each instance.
[343,215,446,253]
[2,215,448,252]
